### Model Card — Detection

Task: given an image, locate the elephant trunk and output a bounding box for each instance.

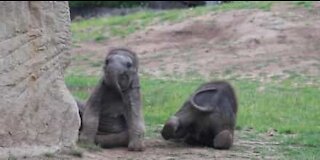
[105,68,123,93]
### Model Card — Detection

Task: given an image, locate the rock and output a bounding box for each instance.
[0,1,80,159]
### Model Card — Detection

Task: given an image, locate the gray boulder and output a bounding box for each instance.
[0,1,80,159]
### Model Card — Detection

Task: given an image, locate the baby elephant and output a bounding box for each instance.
[78,48,145,151]
[161,81,237,149]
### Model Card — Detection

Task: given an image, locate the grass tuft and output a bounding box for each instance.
[294,1,314,9]
[44,152,55,158]
[69,148,84,158]
[77,141,103,152]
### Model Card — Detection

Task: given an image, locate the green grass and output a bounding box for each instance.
[66,75,320,133]
[65,75,99,99]
[77,141,103,152]
[71,1,274,42]
[66,75,320,157]
[281,146,319,160]
[294,1,314,9]
[44,152,55,158]
[8,154,17,160]
[237,81,320,134]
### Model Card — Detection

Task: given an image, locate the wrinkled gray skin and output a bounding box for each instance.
[78,48,145,151]
[161,81,237,149]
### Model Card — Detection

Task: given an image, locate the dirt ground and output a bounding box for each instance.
[56,2,320,160]
[27,130,282,160]
[69,2,320,82]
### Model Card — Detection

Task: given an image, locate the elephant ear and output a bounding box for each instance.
[190,88,218,112]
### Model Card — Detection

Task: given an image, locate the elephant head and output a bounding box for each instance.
[103,48,139,92]
[161,87,219,140]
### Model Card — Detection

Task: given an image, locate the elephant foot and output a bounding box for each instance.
[79,132,96,145]
[213,130,233,149]
[128,138,145,151]
[95,131,129,148]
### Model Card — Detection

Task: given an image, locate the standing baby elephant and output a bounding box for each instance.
[78,48,145,151]
[161,81,237,149]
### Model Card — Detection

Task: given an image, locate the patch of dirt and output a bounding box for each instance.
[25,130,282,160]
[68,2,320,81]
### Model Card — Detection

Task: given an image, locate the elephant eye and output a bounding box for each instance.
[105,59,109,65]
[126,62,132,68]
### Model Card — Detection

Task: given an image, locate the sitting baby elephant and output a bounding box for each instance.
[78,48,145,151]
[161,81,237,149]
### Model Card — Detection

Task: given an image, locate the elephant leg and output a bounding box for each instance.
[161,116,188,140]
[79,81,105,144]
[95,131,129,148]
[213,130,233,149]
[79,104,100,144]
[124,87,146,151]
